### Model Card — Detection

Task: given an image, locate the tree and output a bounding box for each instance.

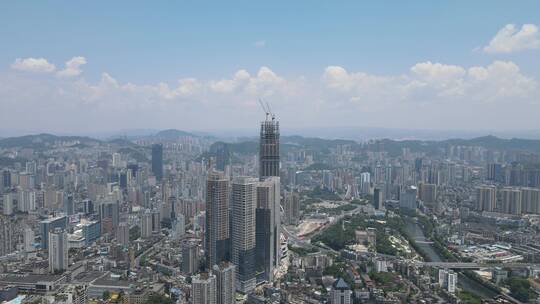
[102,290,110,300]
[144,294,173,304]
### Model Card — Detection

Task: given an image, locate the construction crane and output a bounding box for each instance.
[258,98,275,121]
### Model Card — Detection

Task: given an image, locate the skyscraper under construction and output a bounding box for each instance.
[259,117,280,178]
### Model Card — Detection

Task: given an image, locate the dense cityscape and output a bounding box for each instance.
[1,111,540,303]
[2,2,540,304]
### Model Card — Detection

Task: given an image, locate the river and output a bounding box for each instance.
[404,218,499,299]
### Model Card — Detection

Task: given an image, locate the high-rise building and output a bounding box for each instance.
[117,222,130,247]
[418,183,437,204]
[205,171,230,268]
[40,216,68,249]
[213,262,236,304]
[259,117,280,178]
[475,186,497,212]
[399,186,417,212]
[23,226,35,252]
[99,201,120,232]
[359,172,371,194]
[151,144,163,181]
[192,272,217,304]
[0,216,15,256]
[284,191,300,225]
[447,271,458,293]
[141,209,153,238]
[372,187,384,210]
[64,194,75,216]
[486,163,503,182]
[500,188,522,215]
[215,143,230,172]
[182,242,199,275]
[255,177,280,282]
[48,228,68,273]
[231,177,257,293]
[330,278,352,304]
[171,214,185,240]
[522,188,540,214]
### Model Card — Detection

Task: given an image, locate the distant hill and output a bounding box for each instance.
[0,133,101,149]
[154,129,196,139]
[371,135,540,156]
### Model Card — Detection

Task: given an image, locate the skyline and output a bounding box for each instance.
[1,1,540,133]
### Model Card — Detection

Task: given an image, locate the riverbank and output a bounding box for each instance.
[402,217,499,299]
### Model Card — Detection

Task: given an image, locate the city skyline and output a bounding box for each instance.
[1,1,540,133]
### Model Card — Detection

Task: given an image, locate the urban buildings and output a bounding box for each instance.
[330,278,352,304]
[475,185,497,212]
[259,118,280,178]
[213,262,236,304]
[231,176,257,293]
[192,272,217,304]
[151,143,163,181]
[205,170,230,268]
[255,177,280,282]
[48,228,68,273]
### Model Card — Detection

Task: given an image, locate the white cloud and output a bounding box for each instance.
[323,61,536,103]
[1,55,539,131]
[253,40,266,48]
[57,56,87,77]
[483,24,540,53]
[11,57,56,73]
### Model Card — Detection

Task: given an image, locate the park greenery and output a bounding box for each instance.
[458,290,482,304]
[144,294,174,304]
[312,214,406,256]
[507,277,537,302]
[303,186,342,201]
[368,271,405,292]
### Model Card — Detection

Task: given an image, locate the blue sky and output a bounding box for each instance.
[1,1,540,134]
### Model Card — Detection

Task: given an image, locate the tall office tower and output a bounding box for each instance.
[192,272,217,304]
[475,186,497,212]
[399,186,417,212]
[40,216,68,249]
[418,183,437,205]
[213,262,236,304]
[500,188,522,215]
[181,242,199,275]
[372,187,384,210]
[215,143,231,172]
[48,228,68,273]
[255,177,280,282]
[151,143,163,181]
[259,116,280,178]
[329,278,352,304]
[231,177,257,293]
[141,210,153,238]
[64,194,75,216]
[116,222,130,247]
[284,191,300,225]
[521,188,540,214]
[205,171,230,268]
